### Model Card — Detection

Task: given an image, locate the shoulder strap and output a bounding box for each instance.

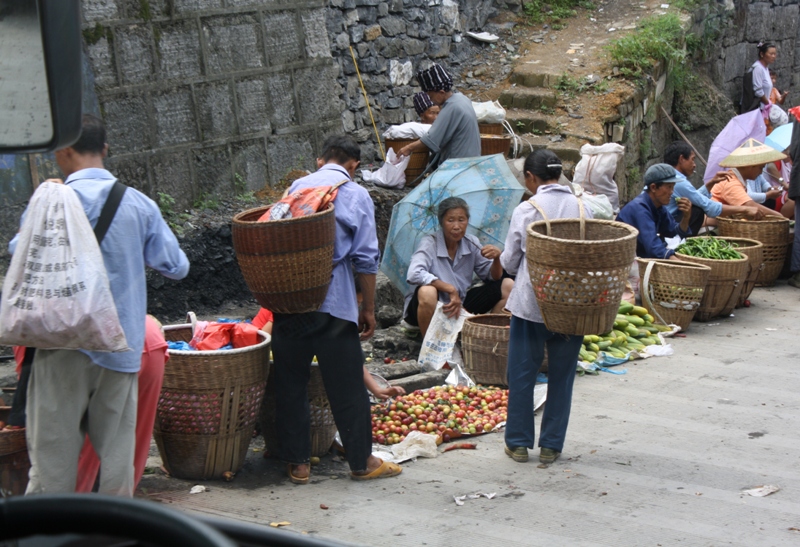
[94,181,127,245]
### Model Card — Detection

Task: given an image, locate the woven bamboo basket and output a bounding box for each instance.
[480,135,512,158]
[154,322,271,480]
[715,237,763,307]
[462,315,510,386]
[232,204,335,314]
[637,259,711,331]
[479,123,504,135]
[674,245,750,322]
[385,138,429,186]
[716,217,790,286]
[0,405,30,497]
[526,202,639,335]
[260,364,336,458]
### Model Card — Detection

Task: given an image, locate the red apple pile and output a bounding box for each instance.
[371,385,508,445]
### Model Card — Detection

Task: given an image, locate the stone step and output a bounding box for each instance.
[498,87,557,111]
[505,109,605,146]
[505,108,559,134]
[516,134,586,164]
[509,65,564,89]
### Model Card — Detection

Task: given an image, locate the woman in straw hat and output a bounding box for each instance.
[709,138,787,219]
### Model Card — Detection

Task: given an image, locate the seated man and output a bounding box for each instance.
[710,139,786,219]
[404,197,513,336]
[413,92,440,125]
[663,141,760,234]
[616,164,693,260]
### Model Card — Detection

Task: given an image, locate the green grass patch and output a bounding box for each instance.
[606,13,686,78]
[523,0,593,25]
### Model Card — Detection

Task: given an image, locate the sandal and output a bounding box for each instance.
[350,459,402,481]
[287,464,310,485]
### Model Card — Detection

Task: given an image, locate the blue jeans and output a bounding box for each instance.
[504,316,583,453]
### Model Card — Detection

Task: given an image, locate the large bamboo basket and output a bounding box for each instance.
[479,123,504,135]
[674,245,750,321]
[260,364,336,458]
[526,202,638,335]
[0,404,30,497]
[716,217,790,286]
[637,259,711,331]
[480,135,512,157]
[232,204,335,314]
[385,138,429,186]
[716,237,764,307]
[462,315,510,386]
[154,322,270,480]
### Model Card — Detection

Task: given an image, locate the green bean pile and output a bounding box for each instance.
[676,236,745,260]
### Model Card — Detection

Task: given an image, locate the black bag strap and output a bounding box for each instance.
[94,181,127,245]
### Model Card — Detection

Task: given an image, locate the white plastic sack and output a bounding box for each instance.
[382,122,431,140]
[571,183,614,220]
[418,302,470,371]
[0,182,129,351]
[361,148,411,189]
[472,101,506,124]
[390,431,439,461]
[573,143,624,213]
[769,104,789,128]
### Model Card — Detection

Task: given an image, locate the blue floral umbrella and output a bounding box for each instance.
[380,154,525,295]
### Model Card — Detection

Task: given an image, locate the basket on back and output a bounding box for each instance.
[637,259,711,331]
[154,322,270,480]
[260,364,336,458]
[526,202,638,335]
[716,217,790,287]
[385,138,429,186]
[675,241,750,321]
[232,204,335,314]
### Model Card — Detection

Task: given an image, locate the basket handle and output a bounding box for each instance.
[527,199,551,235]
[528,196,585,239]
[641,260,669,327]
[186,311,197,335]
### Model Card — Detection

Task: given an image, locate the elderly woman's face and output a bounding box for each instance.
[420,106,440,124]
[441,207,469,244]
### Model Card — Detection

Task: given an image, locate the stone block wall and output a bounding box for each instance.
[81,0,345,209]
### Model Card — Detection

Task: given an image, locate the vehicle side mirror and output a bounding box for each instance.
[0,0,82,153]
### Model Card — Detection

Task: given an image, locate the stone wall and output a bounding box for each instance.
[81,0,345,210]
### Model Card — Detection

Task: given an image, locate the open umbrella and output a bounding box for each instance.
[703,110,766,183]
[380,154,525,295]
[765,122,794,152]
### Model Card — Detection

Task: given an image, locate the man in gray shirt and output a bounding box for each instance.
[399,64,481,167]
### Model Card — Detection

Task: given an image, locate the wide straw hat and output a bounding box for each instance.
[718,138,788,168]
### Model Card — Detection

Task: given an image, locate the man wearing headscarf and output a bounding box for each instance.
[399,64,480,165]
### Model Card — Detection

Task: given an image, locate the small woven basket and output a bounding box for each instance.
[260,364,337,458]
[716,217,790,286]
[675,244,750,322]
[462,315,510,386]
[154,320,270,480]
[637,259,711,331]
[1,405,30,497]
[385,138,429,186]
[232,204,336,314]
[480,135,512,157]
[526,201,639,335]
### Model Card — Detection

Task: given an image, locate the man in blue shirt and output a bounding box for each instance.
[10,114,189,495]
[617,163,693,259]
[272,135,402,484]
[663,141,759,234]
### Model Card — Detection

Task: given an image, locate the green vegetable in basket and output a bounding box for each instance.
[676,236,744,260]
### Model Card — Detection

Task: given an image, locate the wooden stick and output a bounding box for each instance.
[660,106,707,167]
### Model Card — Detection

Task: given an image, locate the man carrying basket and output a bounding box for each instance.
[272,135,402,484]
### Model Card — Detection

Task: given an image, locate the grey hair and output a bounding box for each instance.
[437,197,470,225]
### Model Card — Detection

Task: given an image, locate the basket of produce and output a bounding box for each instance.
[674,236,750,321]
[461,314,510,386]
[260,362,337,458]
[526,202,639,335]
[1,402,31,497]
[479,123,504,135]
[232,203,336,314]
[384,138,429,185]
[579,302,672,363]
[154,321,271,480]
[716,216,790,286]
[637,258,711,331]
[480,135,512,157]
[714,237,763,307]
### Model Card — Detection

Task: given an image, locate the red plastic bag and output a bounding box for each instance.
[193,323,233,351]
[258,180,347,221]
[232,322,260,348]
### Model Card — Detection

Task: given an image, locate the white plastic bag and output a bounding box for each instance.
[572,183,614,220]
[472,101,506,124]
[382,122,431,140]
[418,302,470,371]
[0,182,129,351]
[361,148,411,189]
[573,143,624,213]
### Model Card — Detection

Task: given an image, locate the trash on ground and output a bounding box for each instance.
[465,31,499,43]
[742,485,780,497]
[443,442,477,452]
[189,485,207,494]
[320,504,329,510]
[269,522,291,528]
[454,492,497,506]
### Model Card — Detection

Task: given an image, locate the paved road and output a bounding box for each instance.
[138,281,800,546]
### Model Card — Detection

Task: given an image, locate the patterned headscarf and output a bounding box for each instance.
[416,63,453,92]
[413,92,435,116]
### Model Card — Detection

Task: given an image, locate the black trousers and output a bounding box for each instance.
[8,347,35,427]
[272,312,371,472]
